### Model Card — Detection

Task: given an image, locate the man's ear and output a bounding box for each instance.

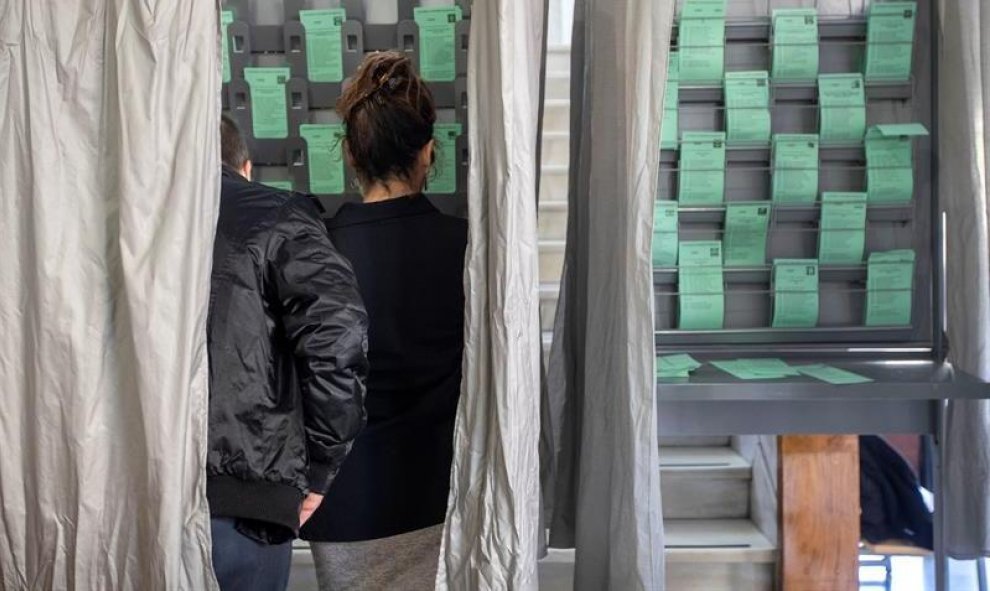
[242,160,253,182]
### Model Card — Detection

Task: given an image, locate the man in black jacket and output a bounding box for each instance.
[207,115,369,591]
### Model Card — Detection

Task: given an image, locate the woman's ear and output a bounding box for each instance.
[419,139,436,171]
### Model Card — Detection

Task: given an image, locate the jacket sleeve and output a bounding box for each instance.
[268,196,369,494]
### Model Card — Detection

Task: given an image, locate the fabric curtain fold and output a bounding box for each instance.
[0,1,220,589]
[436,1,546,589]
[937,0,990,560]
[545,0,674,589]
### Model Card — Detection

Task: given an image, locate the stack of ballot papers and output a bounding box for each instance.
[662,52,680,149]
[866,249,916,326]
[652,201,679,267]
[678,241,725,329]
[723,202,770,266]
[771,134,820,204]
[818,74,866,143]
[724,71,771,144]
[678,132,726,205]
[772,259,820,328]
[711,358,873,384]
[864,2,917,82]
[865,123,929,204]
[658,354,703,379]
[771,8,819,81]
[818,192,867,264]
[678,0,727,84]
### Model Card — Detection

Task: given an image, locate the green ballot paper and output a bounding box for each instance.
[222,10,235,84]
[662,53,680,149]
[711,358,799,380]
[414,6,461,82]
[771,8,819,81]
[818,74,866,143]
[866,249,915,326]
[865,2,917,82]
[796,364,873,385]
[818,192,867,264]
[678,0,726,84]
[658,354,702,379]
[300,9,345,83]
[866,123,928,204]
[653,201,679,267]
[725,71,771,144]
[678,132,726,205]
[300,124,346,194]
[244,67,291,139]
[678,241,725,330]
[427,123,463,194]
[772,134,819,204]
[723,202,770,266]
[264,180,294,191]
[772,259,819,328]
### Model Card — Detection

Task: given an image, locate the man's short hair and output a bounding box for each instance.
[221,114,250,170]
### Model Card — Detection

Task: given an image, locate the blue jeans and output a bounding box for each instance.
[211,518,292,591]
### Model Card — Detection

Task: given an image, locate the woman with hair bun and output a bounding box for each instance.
[299,51,468,591]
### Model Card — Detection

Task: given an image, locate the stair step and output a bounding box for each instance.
[539,164,569,204]
[538,199,568,241]
[541,130,570,167]
[660,436,732,447]
[665,520,776,564]
[661,447,751,519]
[540,282,560,322]
[543,99,570,134]
[539,240,566,285]
[545,71,570,100]
[546,45,571,73]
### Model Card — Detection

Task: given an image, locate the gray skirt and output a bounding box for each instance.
[310,524,444,591]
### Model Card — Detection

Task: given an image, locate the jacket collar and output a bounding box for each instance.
[328,194,438,229]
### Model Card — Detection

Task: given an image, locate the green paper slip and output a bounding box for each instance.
[300,9,345,83]
[772,259,819,328]
[865,124,928,204]
[300,124,346,194]
[222,10,235,84]
[658,369,691,380]
[818,74,866,143]
[668,51,680,83]
[818,192,867,264]
[678,132,726,205]
[653,201,679,267]
[736,358,800,376]
[866,249,915,326]
[244,67,291,139]
[678,240,724,330]
[678,0,726,84]
[865,2,917,82]
[659,354,702,372]
[661,81,679,149]
[725,71,771,144]
[772,134,819,204]
[711,358,798,380]
[414,6,461,82]
[428,123,463,194]
[771,8,819,81]
[795,364,873,385]
[723,202,770,266]
[264,180,294,191]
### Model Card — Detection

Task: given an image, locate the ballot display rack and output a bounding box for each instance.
[221,0,470,217]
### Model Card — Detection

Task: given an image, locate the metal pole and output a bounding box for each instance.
[935,399,948,591]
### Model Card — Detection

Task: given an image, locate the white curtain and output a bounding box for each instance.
[436,1,546,589]
[937,0,990,560]
[0,1,220,589]
[545,0,674,589]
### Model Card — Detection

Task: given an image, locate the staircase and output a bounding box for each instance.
[535,46,777,591]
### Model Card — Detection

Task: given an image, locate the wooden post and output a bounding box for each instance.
[779,435,860,591]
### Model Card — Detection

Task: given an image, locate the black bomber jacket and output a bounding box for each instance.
[206,167,368,538]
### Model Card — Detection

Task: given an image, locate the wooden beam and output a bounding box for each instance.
[779,435,860,591]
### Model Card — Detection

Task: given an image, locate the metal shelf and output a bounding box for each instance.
[653,265,866,285]
[660,145,863,164]
[676,81,912,104]
[662,204,913,224]
[654,326,915,347]
[672,17,869,44]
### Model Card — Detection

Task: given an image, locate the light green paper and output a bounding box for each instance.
[772,259,819,328]
[428,123,463,194]
[796,364,873,385]
[300,124,345,194]
[653,201,679,267]
[264,181,294,191]
[658,354,702,379]
[866,249,915,326]
[244,67,291,139]
[711,358,798,380]
[678,240,725,330]
[414,6,462,82]
[818,192,867,264]
[865,124,928,204]
[772,8,819,81]
[678,0,726,84]
[772,134,819,204]
[678,132,726,205]
[723,202,770,266]
[818,74,866,143]
[865,2,917,82]
[661,81,680,149]
[300,9,345,83]
[222,10,235,84]
[725,71,771,144]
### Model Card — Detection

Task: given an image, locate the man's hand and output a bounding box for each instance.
[299,493,325,528]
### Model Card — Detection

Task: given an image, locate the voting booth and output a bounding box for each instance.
[221,0,470,217]
[652,1,988,588]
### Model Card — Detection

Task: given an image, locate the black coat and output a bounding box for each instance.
[207,168,369,539]
[860,435,933,549]
[301,194,468,542]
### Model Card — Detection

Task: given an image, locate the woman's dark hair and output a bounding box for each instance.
[336,52,436,185]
